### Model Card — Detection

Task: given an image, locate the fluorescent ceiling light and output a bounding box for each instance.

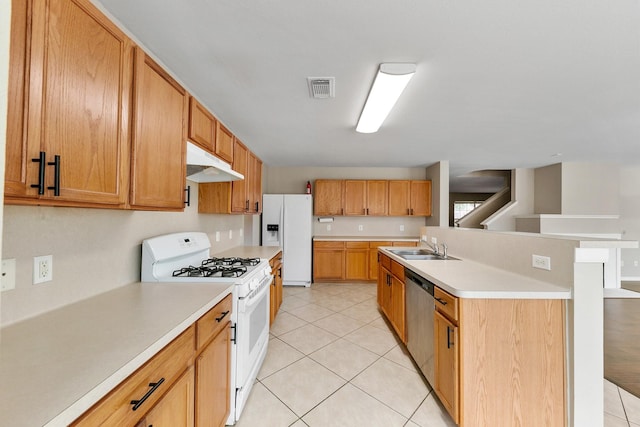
[356,63,416,133]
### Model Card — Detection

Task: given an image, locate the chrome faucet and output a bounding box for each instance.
[441,243,448,259]
[425,241,440,255]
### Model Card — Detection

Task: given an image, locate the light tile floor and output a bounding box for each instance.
[237,282,640,427]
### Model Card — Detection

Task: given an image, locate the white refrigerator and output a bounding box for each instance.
[262,194,312,287]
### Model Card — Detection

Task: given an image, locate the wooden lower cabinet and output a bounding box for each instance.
[269,252,283,325]
[72,297,232,427]
[377,253,406,342]
[314,240,417,282]
[434,310,458,423]
[195,322,231,427]
[345,242,369,280]
[143,366,195,427]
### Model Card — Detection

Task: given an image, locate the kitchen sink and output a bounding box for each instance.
[389,249,458,261]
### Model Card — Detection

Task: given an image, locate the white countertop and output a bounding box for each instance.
[313,236,419,242]
[0,282,233,427]
[381,247,571,299]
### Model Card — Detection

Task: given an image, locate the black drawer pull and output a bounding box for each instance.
[47,155,60,196]
[31,151,46,194]
[130,378,165,411]
[215,310,230,322]
[184,186,191,206]
[447,326,454,349]
[435,297,448,306]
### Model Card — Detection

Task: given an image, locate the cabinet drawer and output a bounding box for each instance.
[435,287,459,322]
[345,241,369,249]
[391,260,405,281]
[314,241,345,249]
[197,293,232,350]
[369,241,393,249]
[379,253,391,270]
[72,326,195,426]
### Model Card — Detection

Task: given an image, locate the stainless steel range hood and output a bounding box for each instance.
[186,142,244,183]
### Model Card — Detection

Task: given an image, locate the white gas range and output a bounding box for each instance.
[141,232,272,425]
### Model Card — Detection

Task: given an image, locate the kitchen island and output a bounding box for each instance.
[0,281,233,427]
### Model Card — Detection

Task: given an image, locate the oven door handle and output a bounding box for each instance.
[240,275,273,310]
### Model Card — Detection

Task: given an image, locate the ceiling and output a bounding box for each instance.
[94,0,640,191]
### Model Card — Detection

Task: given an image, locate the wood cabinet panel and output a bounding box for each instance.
[144,366,195,427]
[367,180,388,215]
[345,247,369,280]
[230,141,249,213]
[344,180,367,215]
[215,123,234,164]
[270,252,283,325]
[380,267,393,319]
[7,0,132,206]
[434,287,458,322]
[410,181,432,216]
[314,180,344,215]
[391,275,406,342]
[434,310,458,423]
[196,294,232,349]
[313,242,345,281]
[189,97,216,152]
[388,181,411,216]
[195,323,231,427]
[130,49,187,210]
[72,327,195,426]
[369,242,392,281]
[248,153,262,213]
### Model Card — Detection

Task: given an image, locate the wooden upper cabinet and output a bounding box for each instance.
[231,140,249,213]
[6,0,133,206]
[129,48,188,210]
[314,180,344,215]
[388,180,432,216]
[249,153,263,213]
[215,123,235,164]
[344,180,367,215]
[388,181,411,216]
[188,97,216,152]
[367,180,388,216]
[410,180,432,216]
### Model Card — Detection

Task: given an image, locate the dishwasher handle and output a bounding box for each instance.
[405,268,435,296]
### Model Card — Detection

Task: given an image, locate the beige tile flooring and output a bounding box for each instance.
[236,282,640,427]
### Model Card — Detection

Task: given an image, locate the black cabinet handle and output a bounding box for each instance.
[255,201,259,212]
[215,310,230,322]
[407,208,410,215]
[245,199,249,211]
[447,326,454,349]
[184,186,191,206]
[47,155,60,196]
[435,297,448,306]
[31,151,46,194]
[130,378,165,411]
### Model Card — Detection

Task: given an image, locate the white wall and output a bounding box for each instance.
[425,161,449,227]
[1,184,246,326]
[562,163,619,215]
[484,168,535,231]
[620,166,640,278]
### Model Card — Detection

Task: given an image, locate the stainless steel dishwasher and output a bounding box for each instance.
[405,268,435,386]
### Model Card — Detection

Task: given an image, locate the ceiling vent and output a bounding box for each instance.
[307,77,335,99]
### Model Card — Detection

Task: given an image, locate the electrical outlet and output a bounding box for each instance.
[358,225,364,231]
[239,228,244,237]
[326,224,331,231]
[33,255,53,284]
[215,231,220,242]
[229,230,233,239]
[532,254,551,271]
[400,225,405,232]
[1,259,16,291]
[431,237,437,245]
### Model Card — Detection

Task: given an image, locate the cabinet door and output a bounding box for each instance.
[313,245,344,281]
[215,122,234,164]
[369,242,392,281]
[249,153,262,214]
[345,244,369,281]
[410,181,432,216]
[388,181,411,216]
[196,324,231,427]
[144,366,195,427]
[189,97,216,152]
[314,180,344,215]
[367,181,388,216]
[231,140,248,213]
[380,269,393,319]
[4,0,30,198]
[344,180,367,215]
[391,275,406,342]
[130,49,187,210]
[434,310,459,423]
[18,0,132,205]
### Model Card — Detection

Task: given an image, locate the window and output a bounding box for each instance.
[453,201,483,222]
